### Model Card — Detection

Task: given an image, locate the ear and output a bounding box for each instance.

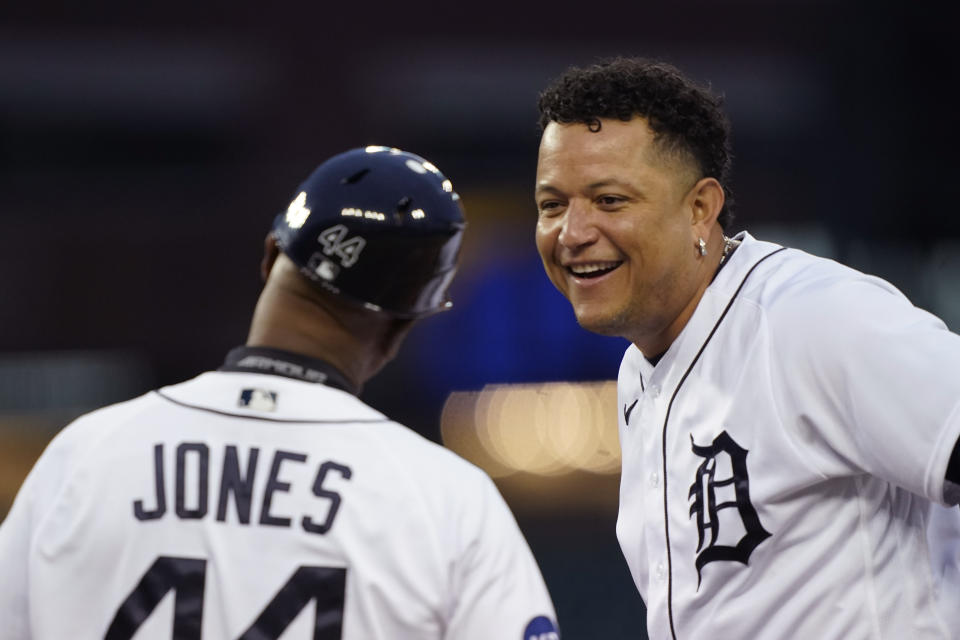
[687,177,725,237]
[260,233,281,282]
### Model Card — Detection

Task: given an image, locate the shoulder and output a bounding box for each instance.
[13,390,160,513]
[728,235,959,389]
[729,237,922,335]
[370,420,494,489]
[43,391,162,460]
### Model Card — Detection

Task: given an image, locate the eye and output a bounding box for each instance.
[538,200,565,216]
[596,194,626,208]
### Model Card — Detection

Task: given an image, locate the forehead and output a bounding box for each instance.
[536,118,665,186]
[541,116,654,155]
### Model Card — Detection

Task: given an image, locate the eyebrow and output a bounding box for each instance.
[539,178,643,196]
[534,184,565,197]
[586,179,635,191]
[535,179,634,193]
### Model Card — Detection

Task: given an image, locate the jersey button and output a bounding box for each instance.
[656,562,666,581]
[649,471,660,488]
[649,385,661,399]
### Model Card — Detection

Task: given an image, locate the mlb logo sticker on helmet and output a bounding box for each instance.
[307,254,340,282]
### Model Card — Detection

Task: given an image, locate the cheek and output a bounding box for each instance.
[534,221,557,261]
[535,223,568,291]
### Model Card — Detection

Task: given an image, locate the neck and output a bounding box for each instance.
[631,231,728,357]
[246,267,399,393]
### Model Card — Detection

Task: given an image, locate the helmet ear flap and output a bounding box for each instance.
[270,147,466,318]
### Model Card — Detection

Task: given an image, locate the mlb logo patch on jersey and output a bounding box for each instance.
[524,615,559,640]
[239,388,278,412]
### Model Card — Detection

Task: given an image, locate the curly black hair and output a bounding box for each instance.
[538,57,735,229]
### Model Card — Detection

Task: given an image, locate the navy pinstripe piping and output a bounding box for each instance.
[662,247,786,639]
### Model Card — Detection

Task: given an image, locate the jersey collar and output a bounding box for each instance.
[637,232,785,385]
[219,346,359,396]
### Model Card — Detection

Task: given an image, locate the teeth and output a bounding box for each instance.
[569,261,620,276]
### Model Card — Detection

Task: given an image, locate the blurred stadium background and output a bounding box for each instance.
[0,1,954,637]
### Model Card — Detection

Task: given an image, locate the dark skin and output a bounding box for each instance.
[248,235,415,393]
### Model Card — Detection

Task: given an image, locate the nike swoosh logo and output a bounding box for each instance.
[624,398,639,426]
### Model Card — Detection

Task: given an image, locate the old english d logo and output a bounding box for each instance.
[688,430,771,586]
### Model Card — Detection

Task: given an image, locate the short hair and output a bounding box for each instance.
[537,57,735,229]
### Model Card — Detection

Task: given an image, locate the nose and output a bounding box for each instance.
[557,200,598,250]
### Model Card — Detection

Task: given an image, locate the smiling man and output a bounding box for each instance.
[535,57,960,639]
[536,111,726,356]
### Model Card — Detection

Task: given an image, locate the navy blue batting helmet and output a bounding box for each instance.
[271,146,466,318]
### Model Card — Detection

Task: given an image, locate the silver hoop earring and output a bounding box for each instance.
[698,237,707,256]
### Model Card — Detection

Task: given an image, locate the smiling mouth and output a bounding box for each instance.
[566,261,623,279]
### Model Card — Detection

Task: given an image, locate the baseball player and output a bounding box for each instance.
[534,58,960,639]
[0,147,559,640]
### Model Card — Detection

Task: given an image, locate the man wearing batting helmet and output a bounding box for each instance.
[0,146,559,639]
[534,57,959,639]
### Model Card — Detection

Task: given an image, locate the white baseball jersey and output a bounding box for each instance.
[0,348,558,640]
[616,232,960,639]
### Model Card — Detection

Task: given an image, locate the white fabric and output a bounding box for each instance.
[0,370,556,639]
[616,232,960,640]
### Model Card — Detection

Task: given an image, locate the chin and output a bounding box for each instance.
[573,307,626,338]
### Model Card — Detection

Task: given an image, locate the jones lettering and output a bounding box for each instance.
[132,442,351,535]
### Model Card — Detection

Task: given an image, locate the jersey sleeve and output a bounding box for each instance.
[0,415,91,638]
[769,274,960,505]
[0,424,78,639]
[0,465,38,639]
[443,473,559,640]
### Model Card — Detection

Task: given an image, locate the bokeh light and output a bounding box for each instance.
[441,380,621,477]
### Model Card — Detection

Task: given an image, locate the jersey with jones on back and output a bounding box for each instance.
[0,146,559,640]
[0,350,557,639]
